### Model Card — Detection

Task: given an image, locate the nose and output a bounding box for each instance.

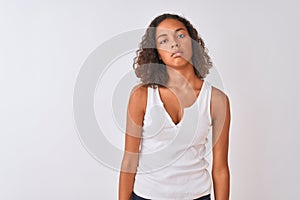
[171,43,179,49]
[170,37,179,49]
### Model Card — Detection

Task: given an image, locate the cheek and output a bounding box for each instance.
[182,38,192,51]
[157,45,171,53]
[157,48,171,59]
[182,40,193,57]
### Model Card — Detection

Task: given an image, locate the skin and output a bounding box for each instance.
[119,18,231,200]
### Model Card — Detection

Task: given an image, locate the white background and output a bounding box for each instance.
[1,0,299,199]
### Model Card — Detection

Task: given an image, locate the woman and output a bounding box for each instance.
[119,13,231,200]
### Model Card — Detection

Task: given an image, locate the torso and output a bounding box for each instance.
[157,79,204,125]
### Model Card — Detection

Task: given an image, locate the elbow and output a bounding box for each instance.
[212,165,230,179]
[212,162,230,175]
[120,153,139,173]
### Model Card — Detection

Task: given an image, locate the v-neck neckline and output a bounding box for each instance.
[156,80,206,127]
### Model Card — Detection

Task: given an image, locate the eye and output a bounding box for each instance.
[177,33,185,39]
[159,39,168,44]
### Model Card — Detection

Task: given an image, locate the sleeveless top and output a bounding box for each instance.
[133,80,213,200]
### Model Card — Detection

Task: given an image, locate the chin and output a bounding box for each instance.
[169,59,192,68]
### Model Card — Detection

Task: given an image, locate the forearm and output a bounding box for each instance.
[119,154,139,200]
[118,171,136,200]
[212,168,230,200]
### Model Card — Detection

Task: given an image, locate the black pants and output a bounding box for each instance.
[131,192,211,200]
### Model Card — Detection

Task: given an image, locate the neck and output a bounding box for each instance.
[166,64,198,89]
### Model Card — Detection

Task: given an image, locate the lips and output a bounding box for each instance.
[171,51,183,58]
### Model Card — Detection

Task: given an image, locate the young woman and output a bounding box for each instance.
[119,13,231,200]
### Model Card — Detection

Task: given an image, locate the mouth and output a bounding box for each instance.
[171,51,183,58]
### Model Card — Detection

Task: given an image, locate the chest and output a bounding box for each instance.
[158,87,200,125]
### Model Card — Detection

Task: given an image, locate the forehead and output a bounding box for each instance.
[156,18,187,34]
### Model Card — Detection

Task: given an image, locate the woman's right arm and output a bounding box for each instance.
[118,85,147,200]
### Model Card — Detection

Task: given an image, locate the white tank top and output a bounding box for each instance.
[133,80,213,200]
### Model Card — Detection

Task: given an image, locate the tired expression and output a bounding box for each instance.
[155,18,193,69]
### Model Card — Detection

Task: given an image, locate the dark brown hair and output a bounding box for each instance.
[133,13,213,87]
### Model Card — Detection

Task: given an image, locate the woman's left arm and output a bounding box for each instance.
[211,87,231,200]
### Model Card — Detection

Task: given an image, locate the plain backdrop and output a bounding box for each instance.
[1,0,299,199]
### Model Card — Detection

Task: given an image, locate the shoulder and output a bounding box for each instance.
[129,84,148,102]
[128,84,148,113]
[210,86,231,121]
[211,86,228,101]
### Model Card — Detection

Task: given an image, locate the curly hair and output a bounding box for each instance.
[133,13,213,87]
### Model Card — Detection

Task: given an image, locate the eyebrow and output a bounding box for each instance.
[156,27,186,40]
